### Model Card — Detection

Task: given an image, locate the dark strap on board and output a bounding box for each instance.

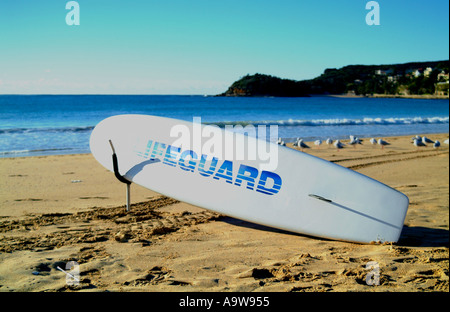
[109,140,131,185]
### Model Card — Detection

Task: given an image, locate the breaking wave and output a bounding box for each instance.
[0,126,94,135]
[209,116,449,127]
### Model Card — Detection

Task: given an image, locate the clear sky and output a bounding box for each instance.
[0,0,448,94]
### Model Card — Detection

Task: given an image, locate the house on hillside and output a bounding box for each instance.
[435,81,449,96]
[423,67,433,77]
[413,69,422,78]
[437,70,449,82]
[374,69,393,76]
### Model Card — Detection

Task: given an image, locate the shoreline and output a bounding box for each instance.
[323,93,449,100]
[0,133,448,292]
[1,131,449,160]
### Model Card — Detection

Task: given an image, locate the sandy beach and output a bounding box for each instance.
[0,133,448,292]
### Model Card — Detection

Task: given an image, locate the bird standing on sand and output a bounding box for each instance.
[377,138,390,149]
[422,136,434,144]
[433,141,440,149]
[444,139,449,145]
[350,135,362,143]
[326,138,333,147]
[413,138,426,149]
[297,139,310,150]
[314,139,322,148]
[334,139,345,150]
[370,138,377,144]
[348,135,362,148]
[292,137,302,146]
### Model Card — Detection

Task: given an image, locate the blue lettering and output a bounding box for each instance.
[256,171,282,195]
[135,140,283,196]
[213,160,233,184]
[198,155,219,177]
[178,150,198,172]
[163,145,181,167]
[150,141,166,160]
[135,140,153,158]
[234,164,259,190]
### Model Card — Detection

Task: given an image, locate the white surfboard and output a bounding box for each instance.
[90,114,409,243]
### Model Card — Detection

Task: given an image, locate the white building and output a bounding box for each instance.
[437,71,449,82]
[424,67,433,77]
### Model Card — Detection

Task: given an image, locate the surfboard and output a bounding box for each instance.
[90,114,409,243]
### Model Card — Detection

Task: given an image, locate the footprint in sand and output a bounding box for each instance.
[14,198,43,202]
[78,196,109,200]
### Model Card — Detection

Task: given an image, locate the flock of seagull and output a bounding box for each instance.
[411,135,448,149]
[276,135,449,151]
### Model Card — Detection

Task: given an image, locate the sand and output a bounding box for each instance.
[0,133,448,292]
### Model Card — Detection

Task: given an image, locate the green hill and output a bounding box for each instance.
[218,60,449,97]
[217,73,309,97]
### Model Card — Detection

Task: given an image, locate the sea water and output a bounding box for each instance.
[0,95,448,158]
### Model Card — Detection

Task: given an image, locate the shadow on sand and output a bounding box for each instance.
[220,217,340,243]
[397,225,449,248]
[219,217,449,248]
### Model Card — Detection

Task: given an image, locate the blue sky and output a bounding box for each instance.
[0,0,448,94]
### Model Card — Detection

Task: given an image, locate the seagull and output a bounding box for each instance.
[293,138,301,146]
[349,135,363,143]
[276,138,286,146]
[326,138,333,145]
[444,139,449,145]
[297,139,310,150]
[370,138,377,145]
[348,135,363,148]
[413,138,426,149]
[334,139,345,150]
[433,141,440,149]
[412,135,422,141]
[377,138,390,149]
[422,136,434,144]
[314,139,322,148]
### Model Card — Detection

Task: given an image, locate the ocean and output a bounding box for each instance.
[0,95,448,158]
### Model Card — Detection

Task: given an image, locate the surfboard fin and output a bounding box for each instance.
[109,140,132,212]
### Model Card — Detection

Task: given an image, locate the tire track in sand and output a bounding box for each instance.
[332,150,448,170]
